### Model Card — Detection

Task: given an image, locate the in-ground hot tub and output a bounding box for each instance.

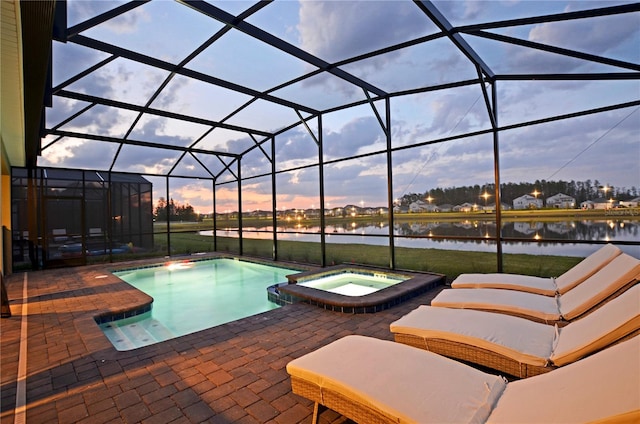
[270,265,445,313]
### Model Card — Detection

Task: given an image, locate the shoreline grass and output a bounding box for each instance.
[153,233,582,282]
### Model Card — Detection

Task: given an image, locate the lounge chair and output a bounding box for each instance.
[451,243,622,295]
[390,284,640,378]
[431,253,640,324]
[286,335,639,424]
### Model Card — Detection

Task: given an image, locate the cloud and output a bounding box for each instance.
[274,126,319,163]
[152,75,189,110]
[70,1,149,34]
[431,0,485,22]
[324,116,385,158]
[296,1,431,97]
[529,8,637,56]
[503,7,638,73]
[299,2,427,62]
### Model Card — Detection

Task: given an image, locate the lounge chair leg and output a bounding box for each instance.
[312,402,319,424]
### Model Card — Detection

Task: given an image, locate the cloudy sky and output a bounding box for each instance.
[41,0,639,213]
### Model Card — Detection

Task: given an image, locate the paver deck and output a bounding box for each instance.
[1,258,444,423]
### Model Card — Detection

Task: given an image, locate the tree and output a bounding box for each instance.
[153,198,198,222]
[155,197,167,221]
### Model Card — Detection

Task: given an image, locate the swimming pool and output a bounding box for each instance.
[99,258,299,350]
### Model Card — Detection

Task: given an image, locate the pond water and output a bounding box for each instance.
[201,217,639,258]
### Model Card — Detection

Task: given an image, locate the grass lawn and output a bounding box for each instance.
[158,232,582,282]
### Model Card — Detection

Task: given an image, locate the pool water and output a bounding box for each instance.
[298,272,405,296]
[100,258,297,350]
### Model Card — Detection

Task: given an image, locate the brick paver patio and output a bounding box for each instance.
[1,258,444,423]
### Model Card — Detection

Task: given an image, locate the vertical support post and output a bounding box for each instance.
[27,167,40,269]
[318,115,326,267]
[212,179,217,251]
[237,158,243,255]
[385,98,396,269]
[492,84,503,271]
[271,136,278,261]
[107,171,113,263]
[166,176,171,257]
[81,171,87,265]
[102,170,113,263]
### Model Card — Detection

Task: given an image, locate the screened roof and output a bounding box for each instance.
[39,1,639,187]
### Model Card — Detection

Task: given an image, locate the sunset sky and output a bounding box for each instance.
[40,0,639,213]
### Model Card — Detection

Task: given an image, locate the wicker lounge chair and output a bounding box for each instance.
[451,243,622,295]
[390,284,640,378]
[286,335,639,424]
[431,253,640,324]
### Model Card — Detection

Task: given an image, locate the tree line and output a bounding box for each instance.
[154,197,200,222]
[398,179,638,207]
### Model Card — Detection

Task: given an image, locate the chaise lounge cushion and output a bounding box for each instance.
[432,287,561,322]
[452,273,558,296]
[390,306,556,366]
[432,253,640,323]
[451,243,622,296]
[287,335,640,424]
[558,253,640,320]
[390,284,640,371]
[287,335,507,423]
[554,243,622,293]
[552,283,640,366]
[486,337,640,423]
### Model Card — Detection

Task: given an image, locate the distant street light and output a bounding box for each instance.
[531,189,542,209]
[426,194,434,212]
[481,192,490,211]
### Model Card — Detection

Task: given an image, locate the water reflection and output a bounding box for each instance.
[200,218,639,257]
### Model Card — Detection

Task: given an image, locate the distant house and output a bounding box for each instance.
[583,198,618,209]
[393,205,409,214]
[620,197,640,208]
[454,202,476,212]
[546,193,576,209]
[438,204,454,212]
[409,200,438,212]
[513,194,543,210]
[580,200,594,209]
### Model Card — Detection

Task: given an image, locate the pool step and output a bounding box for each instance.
[100,316,175,351]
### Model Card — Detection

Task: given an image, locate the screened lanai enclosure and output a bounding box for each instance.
[12,0,640,272]
[11,167,153,268]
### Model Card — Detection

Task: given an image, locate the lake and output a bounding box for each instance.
[201,217,640,258]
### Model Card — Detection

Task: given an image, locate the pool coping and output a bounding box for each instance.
[273,264,445,313]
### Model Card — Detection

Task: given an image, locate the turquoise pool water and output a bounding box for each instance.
[100,258,298,350]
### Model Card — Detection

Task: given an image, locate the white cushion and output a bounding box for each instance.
[559,254,640,320]
[431,288,561,322]
[390,306,555,366]
[486,336,640,423]
[286,335,506,424]
[450,244,621,296]
[554,243,622,293]
[451,274,556,296]
[552,283,640,366]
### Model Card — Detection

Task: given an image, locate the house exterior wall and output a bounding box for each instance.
[546,193,576,208]
[513,195,543,209]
